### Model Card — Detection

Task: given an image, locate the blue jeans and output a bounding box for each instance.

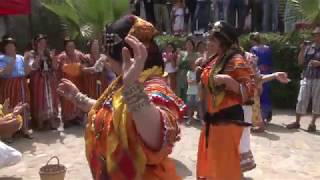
[227,0,247,32]
[214,0,229,21]
[262,0,278,32]
[192,1,211,33]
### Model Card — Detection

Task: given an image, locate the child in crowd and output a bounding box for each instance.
[171,0,185,35]
[162,43,178,92]
[186,60,199,125]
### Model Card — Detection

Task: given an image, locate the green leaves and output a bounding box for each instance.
[41,0,130,40]
[286,0,320,25]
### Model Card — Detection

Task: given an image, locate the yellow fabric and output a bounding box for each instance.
[0,105,23,129]
[87,66,163,178]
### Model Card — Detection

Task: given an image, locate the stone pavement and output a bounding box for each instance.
[0,110,319,180]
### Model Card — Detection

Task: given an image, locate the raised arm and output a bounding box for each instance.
[122,35,182,151]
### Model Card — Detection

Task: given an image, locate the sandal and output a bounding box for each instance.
[251,125,265,133]
[286,122,300,129]
[307,124,316,132]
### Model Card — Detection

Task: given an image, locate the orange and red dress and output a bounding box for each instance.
[57,50,85,123]
[29,53,59,129]
[81,54,115,99]
[85,67,186,180]
[0,54,30,125]
[197,54,254,180]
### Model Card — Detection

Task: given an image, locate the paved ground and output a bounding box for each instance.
[0,110,320,180]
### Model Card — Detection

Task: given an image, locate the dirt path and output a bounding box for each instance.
[0,110,319,180]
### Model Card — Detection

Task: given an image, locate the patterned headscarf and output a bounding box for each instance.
[104,15,158,58]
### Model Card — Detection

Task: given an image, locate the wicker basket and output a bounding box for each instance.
[39,156,66,180]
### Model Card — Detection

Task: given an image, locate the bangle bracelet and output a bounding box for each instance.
[123,82,151,112]
[75,92,90,105]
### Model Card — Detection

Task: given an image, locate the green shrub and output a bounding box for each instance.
[156,32,312,109]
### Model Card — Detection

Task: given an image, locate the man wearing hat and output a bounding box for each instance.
[287,26,320,132]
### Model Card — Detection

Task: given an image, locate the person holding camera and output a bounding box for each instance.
[286,27,320,132]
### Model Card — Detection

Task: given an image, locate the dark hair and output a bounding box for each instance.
[105,15,164,71]
[1,34,16,54]
[209,21,239,50]
[185,37,195,49]
[166,42,176,52]
[249,32,261,44]
[63,38,75,50]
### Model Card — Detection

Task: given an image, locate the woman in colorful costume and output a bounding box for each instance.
[57,38,85,128]
[0,35,32,138]
[240,51,290,172]
[81,39,115,99]
[57,15,186,180]
[250,32,273,123]
[29,34,60,130]
[196,21,255,180]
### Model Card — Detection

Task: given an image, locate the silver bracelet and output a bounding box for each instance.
[123,82,151,112]
[74,92,90,105]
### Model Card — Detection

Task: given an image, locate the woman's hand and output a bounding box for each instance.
[12,102,29,116]
[0,117,21,138]
[122,35,148,86]
[309,60,320,67]
[274,72,291,84]
[57,79,80,101]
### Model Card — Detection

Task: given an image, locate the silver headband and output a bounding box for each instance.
[104,32,122,54]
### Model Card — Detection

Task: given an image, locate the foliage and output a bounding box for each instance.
[286,0,320,25]
[241,32,312,108]
[156,32,312,109]
[41,0,129,40]
[154,35,187,50]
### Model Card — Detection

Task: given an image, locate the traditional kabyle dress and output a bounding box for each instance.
[197,50,254,179]
[29,51,60,129]
[0,54,31,130]
[85,67,187,180]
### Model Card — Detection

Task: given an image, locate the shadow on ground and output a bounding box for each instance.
[0,177,23,180]
[266,123,299,134]
[10,126,83,154]
[251,131,280,141]
[174,159,193,178]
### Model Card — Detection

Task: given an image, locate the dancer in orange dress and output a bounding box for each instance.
[57,15,186,179]
[196,21,255,180]
[57,38,85,128]
[81,39,115,99]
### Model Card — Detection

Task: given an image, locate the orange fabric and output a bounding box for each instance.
[85,77,183,180]
[197,54,254,180]
[0,77,30,109]
[201,55,254,114]
[81,55,112,99]
[58,51,84,122]
[197,124,243,180]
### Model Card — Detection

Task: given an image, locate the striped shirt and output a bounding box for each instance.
[303,44,320,79]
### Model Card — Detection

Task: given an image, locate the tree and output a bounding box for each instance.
[41,0,130,40]
[286,0,320,30]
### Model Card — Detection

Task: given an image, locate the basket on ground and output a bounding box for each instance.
[39,156,66,180]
